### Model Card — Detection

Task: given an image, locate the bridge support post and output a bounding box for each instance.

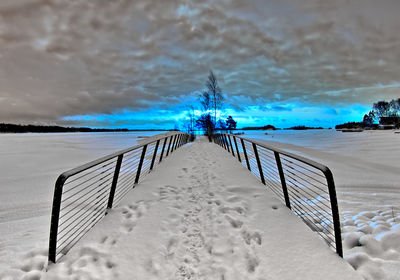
[159,137,168,163]
[223,134,230,152]
[274,152,291,209]
[233,136,241,162]
[241,139,251,171]
[150,140,160,171]
[252,143,265,184]
[227,135,235,156]
[108,154,123,209]
[166,135,174,157]
[135,145,147,184]
[48,175,67,263]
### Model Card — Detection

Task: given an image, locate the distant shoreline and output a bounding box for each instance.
[0,123,172,133]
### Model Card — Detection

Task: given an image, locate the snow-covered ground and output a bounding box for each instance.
[4,138,361,280]
[243,129,400,279]
[0,130,399,279]
[0,132,161,274]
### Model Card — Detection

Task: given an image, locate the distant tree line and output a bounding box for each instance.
[241,124,276,130]
[0,123,157,133]
[363,99,400,126]
[284,125,323,130]
[336,98,400,129]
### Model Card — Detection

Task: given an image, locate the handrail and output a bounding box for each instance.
[48,132,190,263]
[212,133,343,257]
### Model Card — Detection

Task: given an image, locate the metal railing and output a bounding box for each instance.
[48,132,190,263]
[212,133,343,257]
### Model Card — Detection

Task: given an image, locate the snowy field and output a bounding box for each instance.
[243,129,400,279]
[2,137,361,280]
[0,132,161,273]
[0,130,399,279]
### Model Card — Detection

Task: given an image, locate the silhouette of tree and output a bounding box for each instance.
[195,113,214,141]
[226,116,237,133]
[206,70,224,125]
[363,110,375,126]
[216,119,226,130]
[390,98,400,116]
[373,101,391,119]
[200,90,211,112]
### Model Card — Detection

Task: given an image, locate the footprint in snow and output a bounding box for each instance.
[224,214,243,229]
[241,228,262,246]
[67,245,118,279]
[100,236,117,247]
[121,201,149,232]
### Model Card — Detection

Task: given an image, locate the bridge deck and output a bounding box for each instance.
[47,137,362,280]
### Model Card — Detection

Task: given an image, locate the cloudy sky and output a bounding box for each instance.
[1,0,400,129]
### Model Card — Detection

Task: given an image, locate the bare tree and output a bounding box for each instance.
[198,90,213,140]
[200,90,211,112]
[206,70,224,125]
[186,105,195,133]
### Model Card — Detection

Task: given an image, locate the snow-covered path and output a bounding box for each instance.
[41,138,361,280]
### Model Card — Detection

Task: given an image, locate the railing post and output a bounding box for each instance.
[241,138,251,171]
[170,135,177,153]
[159,137,168,163]
[181,134,185,146]
[227,135,235,156]
[224,134,230,152]
[48,175,67,263]
[325,168,343,258]
[233,136,241,162]
[176,134,180,149]
[218,135,223,148]
[176,134,182,149]
[150,140,160,171]
[171,135,177,152]
[176,134,181,148]
[166,135,174,157]
[221,134,230,152]
[252,143,265,184]
[107,154,123,209]
[174,134,180,150]
[135,145,147,184]
[274,152,291,209]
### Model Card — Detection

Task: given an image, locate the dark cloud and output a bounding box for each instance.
[0,0,399,127]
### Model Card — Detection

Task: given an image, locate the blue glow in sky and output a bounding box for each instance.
[1,0,400,129]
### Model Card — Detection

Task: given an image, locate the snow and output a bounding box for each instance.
[0,132,161,274]
[243,129,400,279]
[36,138,360,279]
[0,130,399,279]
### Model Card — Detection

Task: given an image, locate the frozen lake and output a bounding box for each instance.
[242,129,400,279]
[241,129,400,210]
[1,130,399,279]
[0,131,161,271]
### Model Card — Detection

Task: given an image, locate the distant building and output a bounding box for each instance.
[379,116,400,129]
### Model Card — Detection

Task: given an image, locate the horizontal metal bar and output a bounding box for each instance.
[64,159,117,187]
[57,132,184,180]
[225,134,331,174]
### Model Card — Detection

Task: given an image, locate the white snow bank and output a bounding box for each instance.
[245,130,400,280]
[32,138,361,280]
[0,131,162,273]
[342,208,400,279]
